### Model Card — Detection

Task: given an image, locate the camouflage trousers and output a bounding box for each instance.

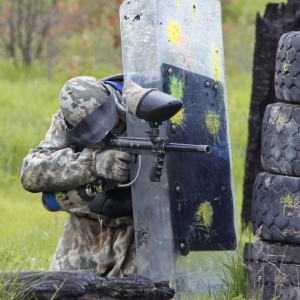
[49,212,137,277]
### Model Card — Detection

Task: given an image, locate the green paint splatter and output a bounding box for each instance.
[196,201,213,228]
[280,194,294,215]
[169,74,184,100]
[169,75,185,125]
[205,111,221,135]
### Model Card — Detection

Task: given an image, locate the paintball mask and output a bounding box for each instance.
[59,76,126,147]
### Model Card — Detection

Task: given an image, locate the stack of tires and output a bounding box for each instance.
[245,32,300,299]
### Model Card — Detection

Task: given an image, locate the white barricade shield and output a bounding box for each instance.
[120,0,238,296]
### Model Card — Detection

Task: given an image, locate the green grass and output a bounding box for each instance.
[0,246,64,299]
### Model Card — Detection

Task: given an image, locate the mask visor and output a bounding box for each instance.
[66,93,117,147]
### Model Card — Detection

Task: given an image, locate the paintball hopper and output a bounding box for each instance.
[136,90,182,123]
[122,80,182,123]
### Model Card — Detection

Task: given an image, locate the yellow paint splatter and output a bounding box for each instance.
[212,45,221,82]
[282,62,290,76]
[167,21,182,44]
[171,108,185,125]
[205,111,221,136]
[196,201,213,228]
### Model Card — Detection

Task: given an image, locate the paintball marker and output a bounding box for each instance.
[42,89,210,212]
[87,89,210,194]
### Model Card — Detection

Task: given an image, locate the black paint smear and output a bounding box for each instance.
[133,13,142,22]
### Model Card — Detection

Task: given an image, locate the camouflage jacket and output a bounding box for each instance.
[21,107,133,219]
[21,109,101,193]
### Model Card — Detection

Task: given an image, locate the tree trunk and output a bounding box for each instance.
[2,271,175,300]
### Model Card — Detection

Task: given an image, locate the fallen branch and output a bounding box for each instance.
[1,271,175,300]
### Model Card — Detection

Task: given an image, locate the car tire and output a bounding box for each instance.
[244,240,300,299]
[252,172,300,244]
[275,31,300,103]
[261,102,300,176]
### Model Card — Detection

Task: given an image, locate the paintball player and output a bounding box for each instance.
[20,75,156,276]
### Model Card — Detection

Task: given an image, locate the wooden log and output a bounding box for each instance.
[1,271,175,300]
[242,0,300,228]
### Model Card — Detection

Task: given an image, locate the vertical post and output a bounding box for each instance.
[242,3,286,228]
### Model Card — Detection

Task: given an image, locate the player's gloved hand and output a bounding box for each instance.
[122,80,157,116]
[95,150,134,183]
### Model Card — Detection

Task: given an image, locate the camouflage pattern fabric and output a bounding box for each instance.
[21,110,101,193]
[59,76,110,126]
[50,211,136,276]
